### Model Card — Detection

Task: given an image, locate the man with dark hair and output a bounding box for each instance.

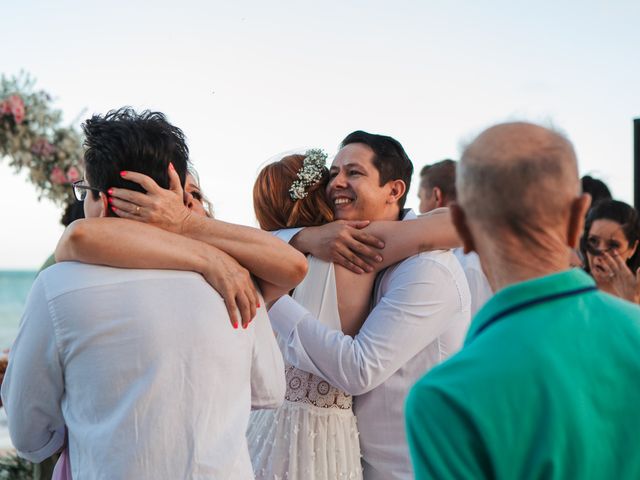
[82,108,190,200]
[418,159,457,214]
[418,158,493,316]
[340,130,414,211]
[406,122,640,479]
[268,130,470,479]
[2,108,287,478]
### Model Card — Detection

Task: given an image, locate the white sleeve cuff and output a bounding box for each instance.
[16,426,65,463]
[268,295,310,338]
[272,228,304,245]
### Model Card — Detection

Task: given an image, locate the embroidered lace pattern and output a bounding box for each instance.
[284,364,352,410]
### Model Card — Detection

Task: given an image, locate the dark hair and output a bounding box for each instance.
[60,200,85,226]
[581,175,612,207]
[419,159,457,202]
[340,130,413,210]
[82,108,189,212]
[254,154,333,230]
[581,200,640,273]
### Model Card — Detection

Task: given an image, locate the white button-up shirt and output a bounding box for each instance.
[270,212,471,480]
[2,262,285,479]
[453,248,493,317]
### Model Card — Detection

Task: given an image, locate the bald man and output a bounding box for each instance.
[405,122,640,479]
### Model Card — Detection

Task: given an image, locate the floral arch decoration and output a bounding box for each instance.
[0,72,85,206]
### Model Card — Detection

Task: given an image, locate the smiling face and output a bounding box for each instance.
[586,218,638,274]
[326,143,403,222]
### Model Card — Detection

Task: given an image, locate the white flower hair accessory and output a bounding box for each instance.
[289,149,329,201]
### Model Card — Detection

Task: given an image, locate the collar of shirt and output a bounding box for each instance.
[465,268,597,346]
[401,208,416,220]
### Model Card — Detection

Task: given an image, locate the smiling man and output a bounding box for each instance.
[268,131,471,480]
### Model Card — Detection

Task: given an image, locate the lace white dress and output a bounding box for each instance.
[247,257,363,480]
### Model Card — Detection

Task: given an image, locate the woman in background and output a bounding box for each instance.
[581,199,640,304]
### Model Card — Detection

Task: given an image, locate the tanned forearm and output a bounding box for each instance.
[56,218,217,276]
[364,209,461,270]
[287,209,460,274]
[181,214,308,291]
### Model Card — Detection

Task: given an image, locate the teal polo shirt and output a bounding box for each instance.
[405,269,640,480]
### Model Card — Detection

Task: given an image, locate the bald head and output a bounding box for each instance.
[457,122,580,236]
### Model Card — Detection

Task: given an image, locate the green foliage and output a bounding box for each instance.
[0,453,32,480]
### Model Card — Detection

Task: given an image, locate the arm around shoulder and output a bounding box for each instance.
[182,215,308,297]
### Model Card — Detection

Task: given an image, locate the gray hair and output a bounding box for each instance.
[456,122,580,236]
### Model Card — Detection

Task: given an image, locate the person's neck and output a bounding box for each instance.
[475,232,572,292]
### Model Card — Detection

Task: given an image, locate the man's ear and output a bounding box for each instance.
[434,187,445,208]
[450,202,476,254]
[567,193,591,248]
[98,192,110,218]
[387,180,406,205]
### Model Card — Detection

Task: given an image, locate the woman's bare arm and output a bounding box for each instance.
[55,218,288,326]
[180,214,308,293]
[107,168,308,295]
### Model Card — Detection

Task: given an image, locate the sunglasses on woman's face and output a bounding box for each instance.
[585,236,628,257]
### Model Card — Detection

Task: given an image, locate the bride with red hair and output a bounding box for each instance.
[248,149,460,479]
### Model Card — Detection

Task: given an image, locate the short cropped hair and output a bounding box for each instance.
[420,159,457,201]
[457,122,579,235]
[82,108,189,202]
[340,131,414,210]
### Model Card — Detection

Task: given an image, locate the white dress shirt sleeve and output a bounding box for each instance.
[466,267,493,317]
[1,276,66,462]
[269,256,467,396]
[249,305,286,409]
[272,228,303,244]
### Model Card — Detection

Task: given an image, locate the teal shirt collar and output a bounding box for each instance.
[466,269,597,345]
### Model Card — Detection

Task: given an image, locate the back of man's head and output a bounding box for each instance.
[457,122,580,238]
[420,159,457,205]
[82,108,189,201]
[340,130,414,210]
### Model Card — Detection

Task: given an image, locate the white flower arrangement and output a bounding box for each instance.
[288,149,328,201]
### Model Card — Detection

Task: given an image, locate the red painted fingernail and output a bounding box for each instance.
[108,188,114,195]
[108,197,113,204]
[257,302,261,308]
[120,171,127,176]
[242,323,248,329]
[233,322,238,329]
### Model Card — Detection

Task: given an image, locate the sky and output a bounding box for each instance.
[1,0,639,269]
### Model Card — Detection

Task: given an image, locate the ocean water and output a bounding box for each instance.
[0,270,36,349]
